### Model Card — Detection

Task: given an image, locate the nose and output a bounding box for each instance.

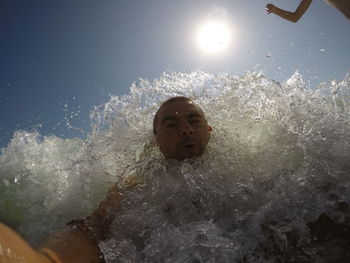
[179,120,194,136]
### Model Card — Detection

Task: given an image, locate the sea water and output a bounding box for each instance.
[0,71,349,262]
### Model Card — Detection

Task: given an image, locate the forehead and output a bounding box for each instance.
[158,100,204,119]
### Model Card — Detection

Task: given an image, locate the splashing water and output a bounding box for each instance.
[1,71,350,262]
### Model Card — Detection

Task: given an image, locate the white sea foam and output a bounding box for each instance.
[0,71,349,261]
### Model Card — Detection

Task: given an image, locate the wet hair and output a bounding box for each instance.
[153,96,199,134]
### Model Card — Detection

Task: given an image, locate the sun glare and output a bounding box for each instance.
[196,20,231,55]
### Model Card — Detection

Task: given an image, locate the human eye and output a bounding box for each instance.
[189,118,203,127]
[165,122,178,129]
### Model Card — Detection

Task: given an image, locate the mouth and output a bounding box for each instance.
[178,139,201,155]
[180,141,198,149]
[182,143,200,154]
[175,141,203,160]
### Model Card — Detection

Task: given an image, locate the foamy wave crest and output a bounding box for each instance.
[1,71,350,260]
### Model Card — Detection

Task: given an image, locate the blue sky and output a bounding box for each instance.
[1,0,349,148]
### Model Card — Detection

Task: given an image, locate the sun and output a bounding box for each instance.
[196,20,231,54]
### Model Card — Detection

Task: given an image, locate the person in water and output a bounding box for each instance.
[266,0,350,23]
[0,96,213,263]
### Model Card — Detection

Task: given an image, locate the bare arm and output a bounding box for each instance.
[0,184,128,263]
[266,0,313,23]
[0,186,118,263]
[0,186,119,263]
[37,184,124,262]
[0,223,55,263]
[38,226,102,263]
[0,223,102,263]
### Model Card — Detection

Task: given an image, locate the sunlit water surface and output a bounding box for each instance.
[1,71,350,262]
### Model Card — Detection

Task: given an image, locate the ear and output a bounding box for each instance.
[208,125,213,132]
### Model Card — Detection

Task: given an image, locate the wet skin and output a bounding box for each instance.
[155,100,212,160]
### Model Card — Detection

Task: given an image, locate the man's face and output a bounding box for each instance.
[155,100,212,160]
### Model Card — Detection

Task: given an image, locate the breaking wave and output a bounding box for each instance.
[1,71,350,262]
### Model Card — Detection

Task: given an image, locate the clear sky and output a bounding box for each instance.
[1,0,349,148]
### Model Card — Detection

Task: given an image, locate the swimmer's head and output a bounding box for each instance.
[153,97,212,160]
